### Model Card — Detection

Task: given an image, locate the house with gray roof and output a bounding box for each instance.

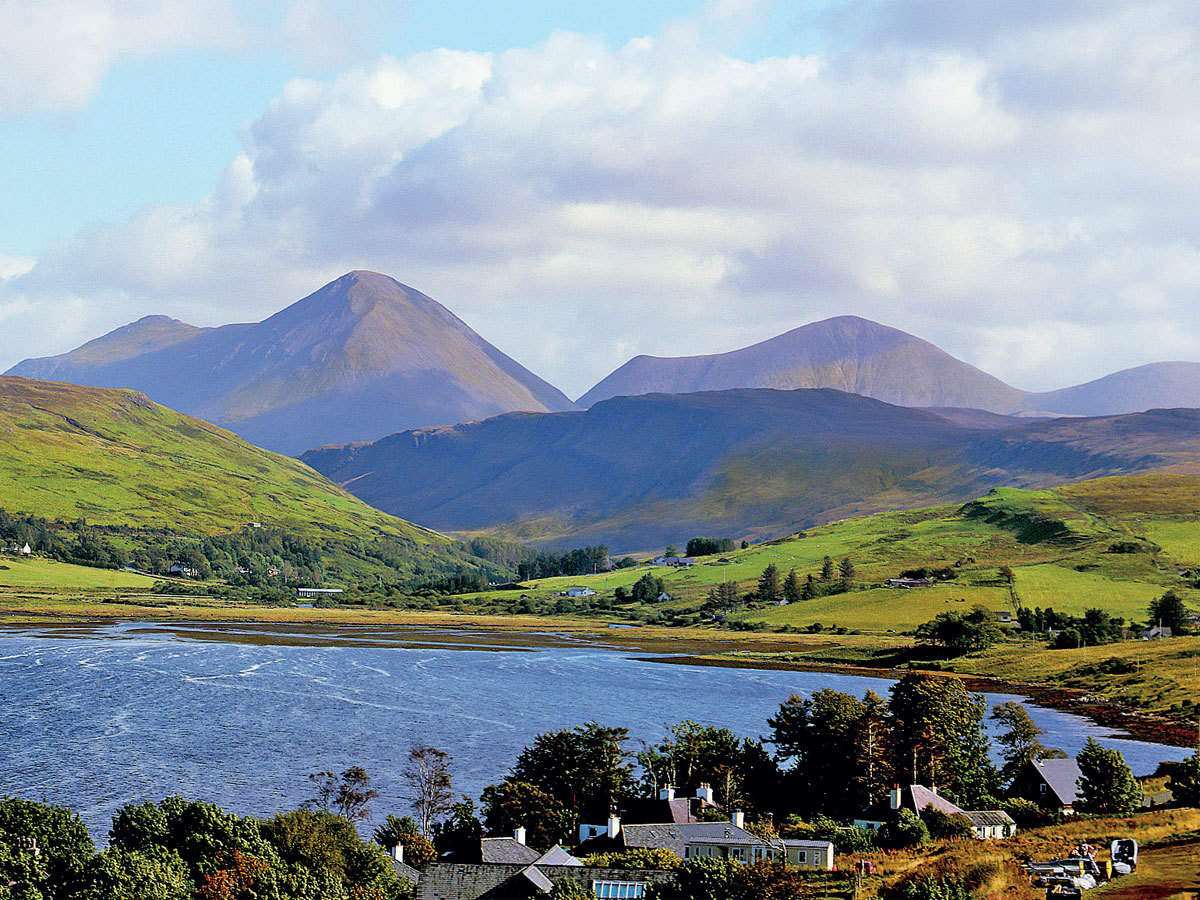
[855,785,1015,840]
[1012,758,1083,814]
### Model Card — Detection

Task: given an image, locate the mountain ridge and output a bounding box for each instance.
[8,271,575,454]
[303,387,1200,550]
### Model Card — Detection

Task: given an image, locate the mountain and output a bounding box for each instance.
[303,388,1200,550]
[1027,362,1200,417]
[8,271,575,454]
[577,316,1029,411]
[577,317,1200,418]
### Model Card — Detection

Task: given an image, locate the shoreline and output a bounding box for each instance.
[644,654,1200,750]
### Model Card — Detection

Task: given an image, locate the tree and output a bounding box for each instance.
[665,545,679,558]
[0,796,94,899]
[782,569,801,605]
[820,556,835,581]
[1166,750,1200,807]
[990,701,1063,786]
[915,606,1001,653]
[767,690,869,816]
[305,766,379,821]
[431,797,483,859]
[839,557,855,590]
[75,848,190,900]
[632,573,666,602]
[265,807,409,895]
[550,878,594,900]
[638,721,747,807]
[1148,590,1190,634]
[403,745,454,837]
[801,574,816,602]
[877,809,928,849]
[1076,738,1142,815]
[510,722,635,823]
[648,857,740,900]
[853,691,894,810]
[704,581,740,615]
[728,859,809,900]
[480,781,574,851]
[371,815,437,868]
[888,674,996,807]
[757,564,781,604]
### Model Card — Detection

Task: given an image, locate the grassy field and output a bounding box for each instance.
[0,556,157,589]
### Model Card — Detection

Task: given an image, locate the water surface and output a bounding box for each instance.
[0,622,1188,840]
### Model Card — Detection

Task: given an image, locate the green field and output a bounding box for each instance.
[0,556,156,589]
[465,474,1200,634]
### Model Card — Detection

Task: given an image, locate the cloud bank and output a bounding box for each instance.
[4,0,1200,397]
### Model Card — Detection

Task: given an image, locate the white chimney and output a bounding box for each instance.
[731,810,745,829]
[391,843,404,863]
[659,785,676,801]
[889,785,902,810]
[514,826,527,845]
[696,783,713,804]
[607,813,621,840]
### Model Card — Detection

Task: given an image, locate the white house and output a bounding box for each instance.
[855,785,1016,840]
[19,543,32,556]
[564,587,597,598]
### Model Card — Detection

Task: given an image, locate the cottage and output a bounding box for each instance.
[1143,624,1174,640]
[651,557,694,568]
[580,808,834,870]
[1011,758,1083,815]
[855,785,1015,840]
[168,562,198,577]
[656,592,672,602]
[19,542,31,556]
[296,587,345,599]
[564,587,596,598]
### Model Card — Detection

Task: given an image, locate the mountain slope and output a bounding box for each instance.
[1028,362,1200,416]
[578,316,1028,411]
[0,375,440,541]
[8,271,575,454]
[303,390,1200,550]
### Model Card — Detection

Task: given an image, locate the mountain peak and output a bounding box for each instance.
[578,314,1023,411]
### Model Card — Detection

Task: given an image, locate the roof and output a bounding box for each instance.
[415,864,674,900]
[531,846,581,867]
[963,810,1016,828]
[909,785,966,817]
[480,838,540,865]
[391,857,423,884]
[1030,758,1083,807]
[780,839,834,852]
[620,821,766,856]
[621,797,697,826]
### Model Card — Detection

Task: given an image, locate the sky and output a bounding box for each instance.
[2,0,1199,400]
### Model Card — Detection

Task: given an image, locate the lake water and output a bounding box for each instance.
[0,621,1190,841]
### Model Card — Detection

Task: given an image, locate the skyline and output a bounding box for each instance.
[3,0,1200,397]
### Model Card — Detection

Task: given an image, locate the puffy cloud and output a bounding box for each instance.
[4,0,1200,397]
[0,0,249,116]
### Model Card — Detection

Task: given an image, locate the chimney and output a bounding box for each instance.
[731,810,745,829]
[659,785,676,801]
[696,783,713,804]
[391,843,403,863]
[514,826,527,846]
[607,813,621,840]
[890,785,902,810]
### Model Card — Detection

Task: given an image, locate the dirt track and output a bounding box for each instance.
[1092,838,1200,899]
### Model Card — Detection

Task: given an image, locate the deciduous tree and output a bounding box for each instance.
[1077,738,1142,815]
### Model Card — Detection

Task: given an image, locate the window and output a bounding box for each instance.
[593,881,646,899]
[796,851,807,864]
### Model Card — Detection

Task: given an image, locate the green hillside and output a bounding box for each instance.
[461,473,1200,633]
[0,376,512,586]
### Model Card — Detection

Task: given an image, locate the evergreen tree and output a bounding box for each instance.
[801,574,816,601]
[838,557,855,590]
[1148,590,1189,634]
[990,701,1062,786]
[782,569,801,605]
[1076,738,1142,815]
[820,556,835,581]
[757,564,781,603]
[1167,750,1200,807]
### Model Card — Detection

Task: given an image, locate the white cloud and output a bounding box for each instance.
[4,0,1200,397]
[0,0,249,116]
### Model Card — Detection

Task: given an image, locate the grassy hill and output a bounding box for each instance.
[460,473,1200,634]
[0,376,514,586]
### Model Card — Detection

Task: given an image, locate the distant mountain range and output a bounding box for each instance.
[10,274,1200,457]
[578,315,1200,417]
[7,271,574,454]
[302,388,1200,550]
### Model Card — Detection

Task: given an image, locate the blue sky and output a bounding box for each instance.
[1,0,1198,397]
[1,1,836,258]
